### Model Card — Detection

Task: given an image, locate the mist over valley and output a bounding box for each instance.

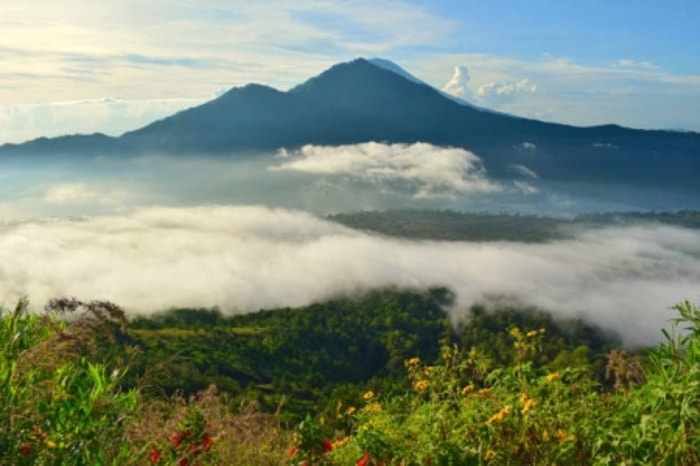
[1,59,699,347]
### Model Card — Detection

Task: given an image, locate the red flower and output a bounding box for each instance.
[201,433,213,451]
[148,449,161,463]
[321,439,333,453]
[179,458,189,466]
[357,453,372,466]
[286,446,299,456]
[19,445,32,456]
[170,431,184,448]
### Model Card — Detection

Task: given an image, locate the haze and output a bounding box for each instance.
[1,143,699,345]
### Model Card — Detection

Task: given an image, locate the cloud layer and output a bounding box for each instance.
[273,142,501,198]
[1,205,698,345]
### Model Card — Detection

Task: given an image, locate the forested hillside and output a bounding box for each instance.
[327,209,700,242]
[3,291,699,464]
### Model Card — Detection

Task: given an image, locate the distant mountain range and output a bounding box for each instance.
[2,58,698,189]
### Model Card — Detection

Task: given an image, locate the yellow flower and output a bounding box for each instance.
[554,430,575,443]
[526,330,538,338]
[332,436,352,449]
[485,449,496,459]
[414,379,429,391]
[346,406,356,415]
[546,372,561,382]
[365,402,382,413]
[461,384,475,395]
[539,328,546,334]
[518,392,528,404]
[46,440,57,448]
[404,357,420,367]
[478,387,492,396]
[363,390,375,400]
[509,327,521,337]
[486,406,510,425]
[521,398,537,415]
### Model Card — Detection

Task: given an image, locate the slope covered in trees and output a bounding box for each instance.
[3,295,700,464]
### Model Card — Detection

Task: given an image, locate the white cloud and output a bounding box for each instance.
[0,98,200,143]
[477,78,537,105]
[512,181,539,194]
[511,164,538,179]
[442,65,473,100]
[0,205,698,345]
[273,142,501,198]
[44,183,96,204]
[421,54,700,130]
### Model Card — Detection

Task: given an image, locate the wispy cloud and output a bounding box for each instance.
[273,142,501,198]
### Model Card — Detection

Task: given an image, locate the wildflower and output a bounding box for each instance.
[178,458,189,466]
[170,431,184,448]
[321,439,333,453]
[485,449,496,459]
[509,327,521,337]
[554,430,575,444]
[461,384,474,395]
[286,446,299,456]
[518,392,528,404]
[201,432,213,451]
[149,449,161,463]
[365,402,382,413]
[46,440,57,448]
[526,330,538,338]
[478,387,492,396]
[539,328,546,334]
[404,357,420,366]
[521,398,537,415]
[363,390,375,400]
[546,372,561,382]
[486,406,510,425]
[332,436,352,449]
[347,406,357,415]
[414,379,429,391]
[357,454,373,466]
[19,445,32,456]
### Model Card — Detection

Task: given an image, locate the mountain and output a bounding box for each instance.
[1,58,698,188]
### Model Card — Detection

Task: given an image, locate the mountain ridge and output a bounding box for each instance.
[1,58,698,189]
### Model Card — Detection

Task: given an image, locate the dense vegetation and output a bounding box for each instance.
[125,289,619,425]
[4,290,700,464]
[327,209,700,242]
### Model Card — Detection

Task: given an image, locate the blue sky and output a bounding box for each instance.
[1,0,698,144]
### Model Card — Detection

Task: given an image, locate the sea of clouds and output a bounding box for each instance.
[1,204,699,345]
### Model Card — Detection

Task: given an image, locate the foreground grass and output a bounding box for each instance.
[2,298,699,464]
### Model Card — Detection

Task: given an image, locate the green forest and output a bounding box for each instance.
[3,288,700,465]
[327,209,700,242]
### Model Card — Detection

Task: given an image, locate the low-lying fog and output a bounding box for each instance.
[1,142,699,345]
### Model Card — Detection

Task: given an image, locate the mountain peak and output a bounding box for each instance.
[367,58,427,86]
